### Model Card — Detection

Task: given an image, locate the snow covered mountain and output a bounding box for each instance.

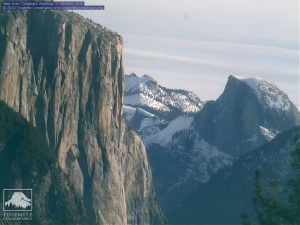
[123,105,168,140]
[123,74,300,213]
[194,75,300,156]
[125,73,203,115]
[143,115,194,146]
[234,75,292,111]
[123,73,204,140]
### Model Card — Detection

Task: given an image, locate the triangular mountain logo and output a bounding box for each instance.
[3,189,32,211]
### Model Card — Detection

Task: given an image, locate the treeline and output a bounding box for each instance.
[243,134,300,225]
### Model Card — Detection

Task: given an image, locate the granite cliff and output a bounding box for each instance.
[0,9,164,225]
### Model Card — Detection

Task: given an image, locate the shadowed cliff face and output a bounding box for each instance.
[0,100,90,225]
[0,10,163,225]
[194,76,300,156]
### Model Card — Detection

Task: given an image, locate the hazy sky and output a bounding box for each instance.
[77,0,299,105]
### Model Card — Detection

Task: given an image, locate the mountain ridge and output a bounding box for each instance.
[123,73,300,214]
[125,73,204,115]
[169,126,300,224]
[194,75,300,156]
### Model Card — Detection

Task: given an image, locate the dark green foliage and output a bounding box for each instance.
[0,101,55,189]
[0,101,89,224]
[251,133,300,225]
[45,171,89,224]
[253,171,287,225]
[169,127,300,225]
[287,134,300,224]
[241,214,252,225]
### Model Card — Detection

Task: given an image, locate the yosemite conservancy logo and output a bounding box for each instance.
[2,189,32,221]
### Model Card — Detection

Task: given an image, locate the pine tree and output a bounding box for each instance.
[241,214,252,225]
[251,133,300,225]
[286,134,300,224]
[253,171,286,225]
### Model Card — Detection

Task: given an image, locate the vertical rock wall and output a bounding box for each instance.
[0,10,163,225]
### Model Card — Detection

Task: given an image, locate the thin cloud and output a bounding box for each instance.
[125,48,230,67]
[124,44,298,77]
[76,0,299,105]
[124,41,299,104]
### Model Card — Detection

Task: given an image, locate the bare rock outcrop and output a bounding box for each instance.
[0,10,164,225]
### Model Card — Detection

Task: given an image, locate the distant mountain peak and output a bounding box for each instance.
[228,75,292,112]
[124,73,203,113]
[229,74,263,81]
[229,75,262,94]
[193,75,300,156]
[141,74,155,82]
[125,73,157,92]
[123,73,300,216]
[128,72,138,78]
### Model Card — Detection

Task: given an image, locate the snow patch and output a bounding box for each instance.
[136,108,155,118]
[144,115,193,146]
[123,105,136,121]
[125,73,156,92]
[124,94,170,112]
[258,81,291,111]
[193,138,233,163]
[259,126,276,141]
[172,135,233,186]
[125,74,203,113]
[138,117,168,139]
[232,75,291,112]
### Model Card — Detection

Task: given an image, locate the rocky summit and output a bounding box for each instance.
[0,10,164,225]
[194,75,300,157]
[123,73,300,214]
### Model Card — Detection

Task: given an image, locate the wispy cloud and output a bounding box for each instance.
[77,0,299,105]
[124,37,298,78]
[125,48,230,68]
[123,37,299,104]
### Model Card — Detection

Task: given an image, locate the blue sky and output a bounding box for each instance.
[77,0,299,105]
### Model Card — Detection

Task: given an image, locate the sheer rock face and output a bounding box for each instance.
[0,10,163,225]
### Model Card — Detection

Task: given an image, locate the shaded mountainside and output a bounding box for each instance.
[0,10,164,225]
[123,74,300,215]
[123,74,209,213]
[0,101,88,224]
[147,129,233,213]
[169,126,300,225]
[194,75,300,157]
